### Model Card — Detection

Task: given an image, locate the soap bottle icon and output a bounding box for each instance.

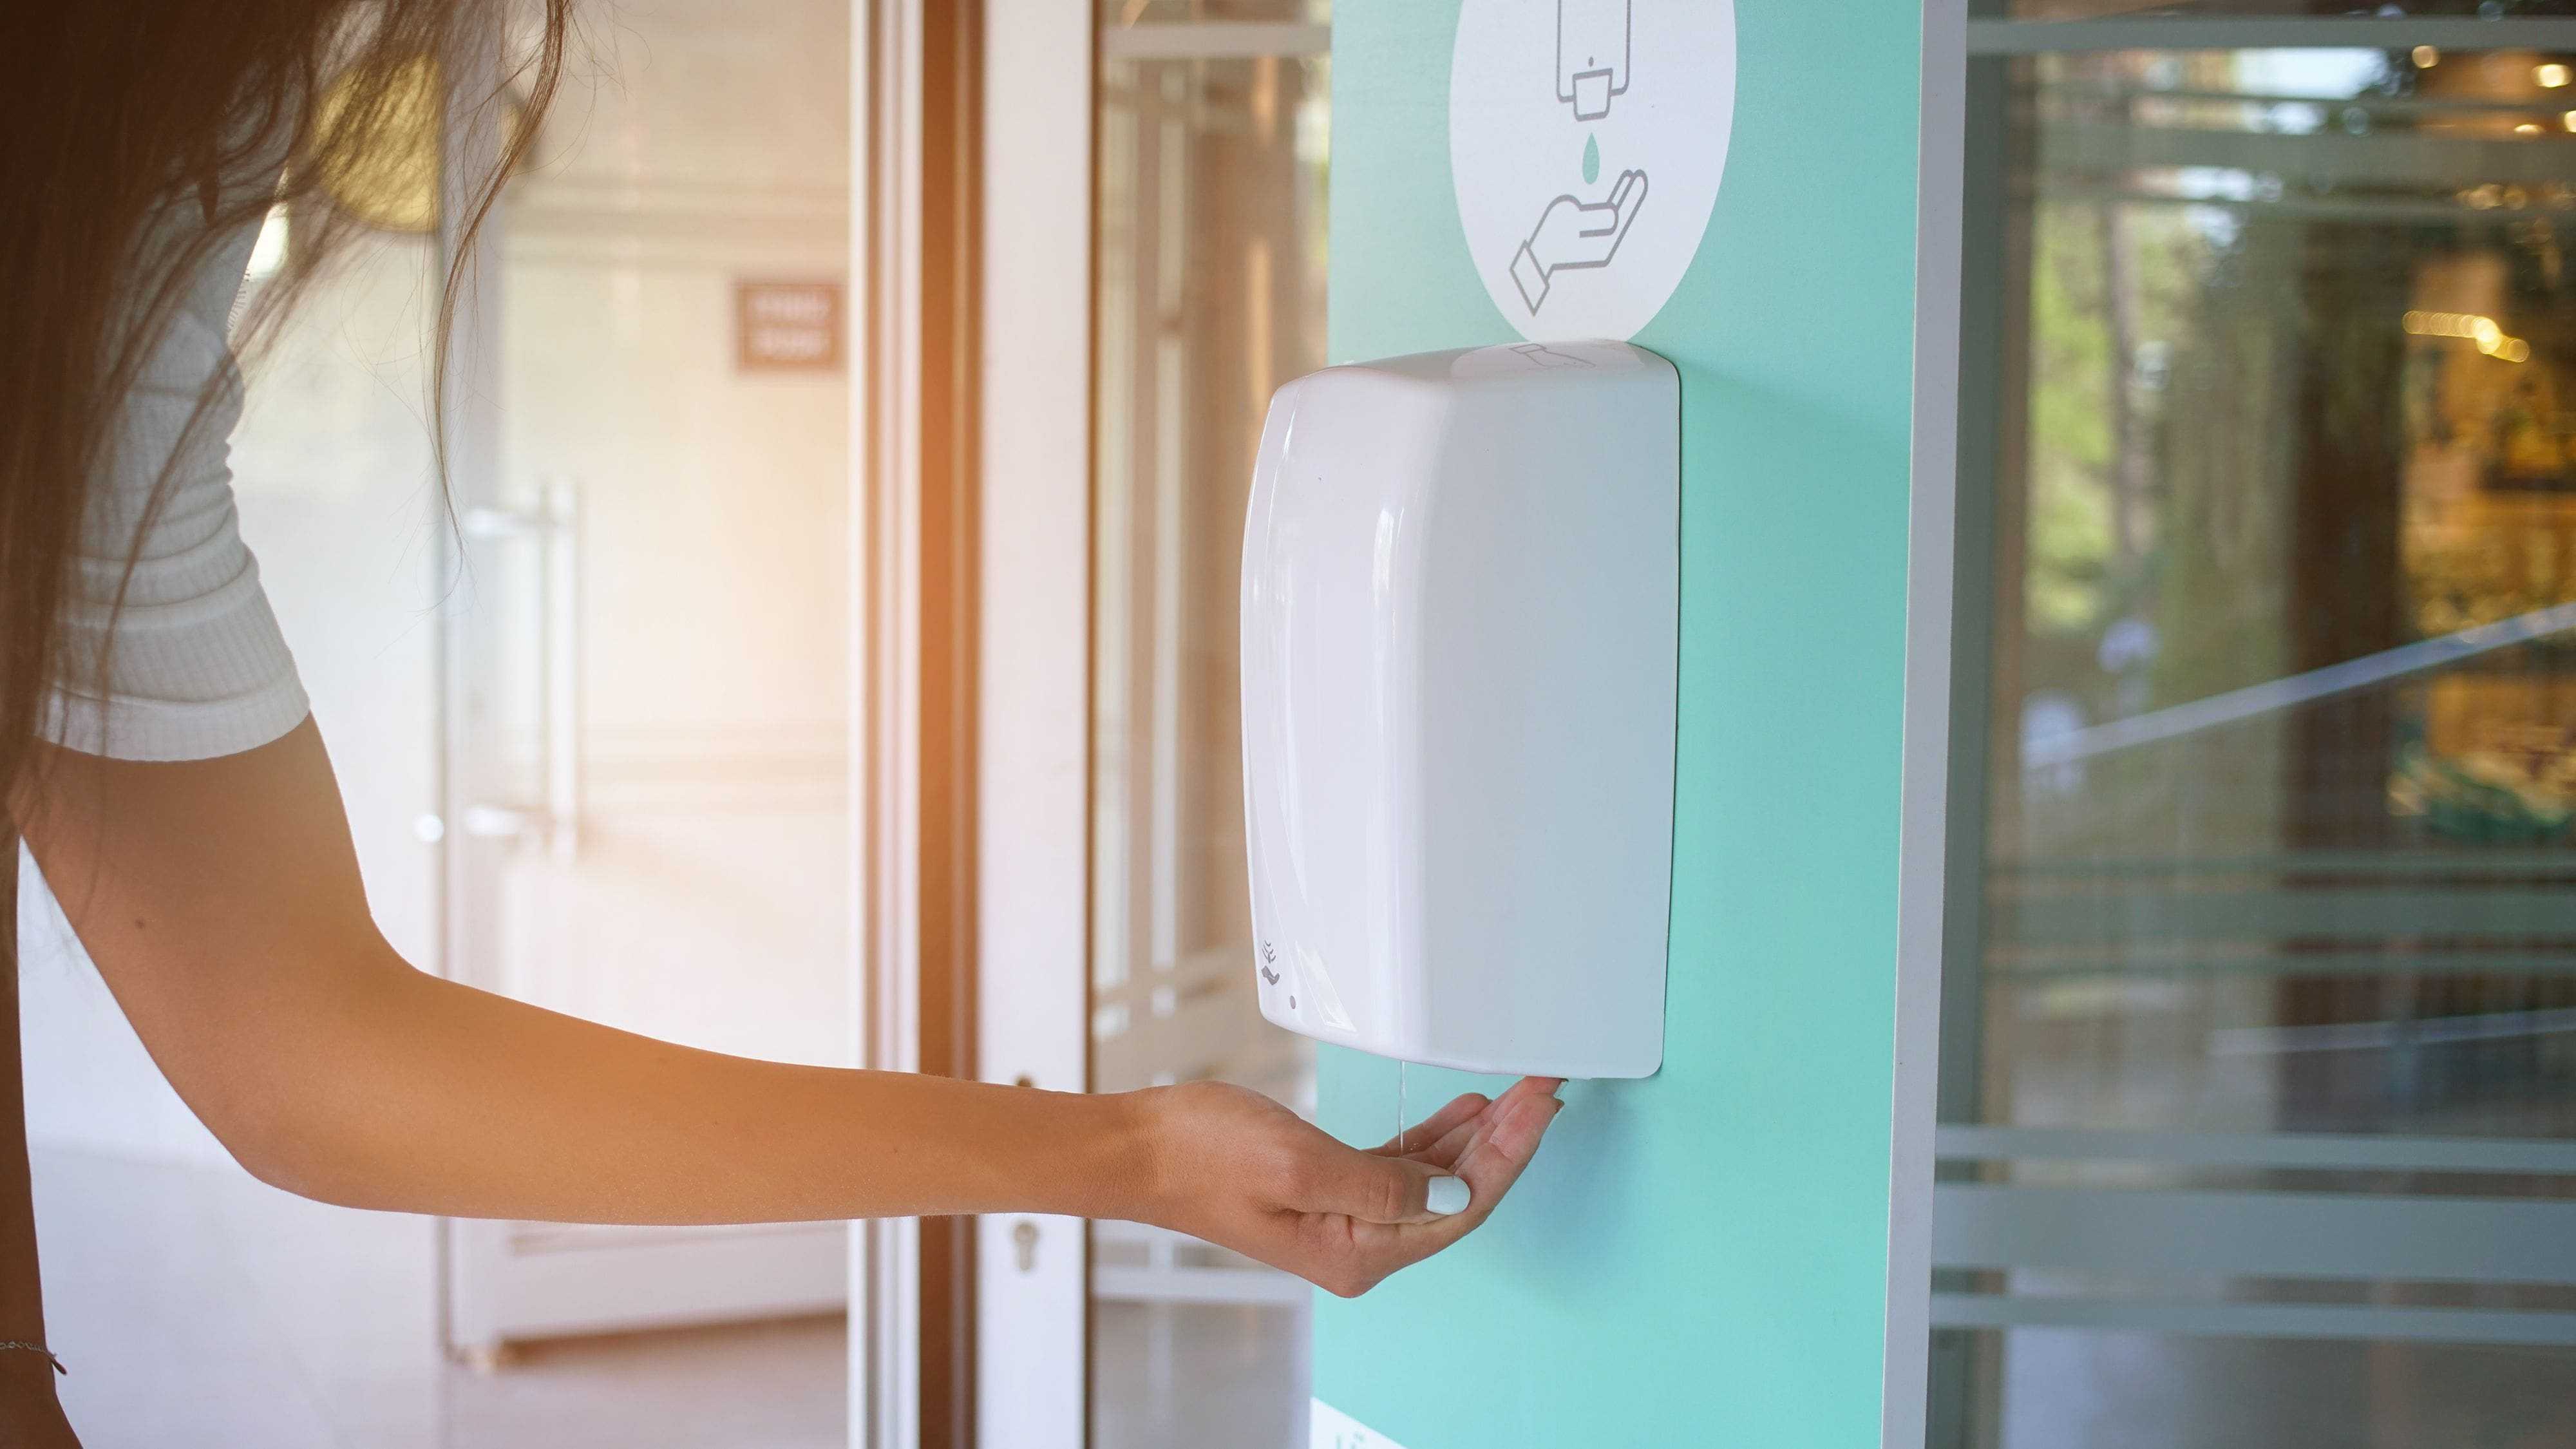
[1556,0,1631,122]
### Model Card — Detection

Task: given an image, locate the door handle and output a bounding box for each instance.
[459,804,554,840]
[462,478,582,860]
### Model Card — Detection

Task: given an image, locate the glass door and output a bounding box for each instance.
[1934,7,2576,1445]
[1088,5,1331,1446]
[440,0,855,1385]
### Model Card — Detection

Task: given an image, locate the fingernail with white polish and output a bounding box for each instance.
[1425,1175,1470,1216]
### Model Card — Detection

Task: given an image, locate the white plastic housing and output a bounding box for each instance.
[1239,339,1676,1079]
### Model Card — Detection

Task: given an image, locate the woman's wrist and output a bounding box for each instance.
[1066,1086,1168,1224]
[0,1356,76,1449]
[976,1080,1164,1224]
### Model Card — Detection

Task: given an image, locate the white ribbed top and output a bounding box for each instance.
[44,201,309,762]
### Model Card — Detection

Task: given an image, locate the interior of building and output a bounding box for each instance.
[15,2,2576,1446]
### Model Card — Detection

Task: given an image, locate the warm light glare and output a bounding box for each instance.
[245,204,290,281]
[2539,62,2572,88]
[2403,310,2533,361]
[2517,122,2545,136]
[2414,45,2440,68]
[2564,109,2576,133]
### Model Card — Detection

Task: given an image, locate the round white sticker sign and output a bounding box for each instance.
[1449,0,1736,343]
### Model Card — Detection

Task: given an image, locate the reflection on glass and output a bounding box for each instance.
[1102,0,1329,24]
[1088,39,1331,1449]
[1995,1,2576,18]
[446,0,855,1430]
[1935,37,2576,1449]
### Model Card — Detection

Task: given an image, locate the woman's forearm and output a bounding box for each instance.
[23,723,1567,1301]
[20,723,1159,1228]
[238,952,1152,1226]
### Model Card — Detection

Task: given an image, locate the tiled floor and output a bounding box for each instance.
[30,1144,846,1449]
[32,1140,1307,1449]
[33,1144,439,1448]
[1091,1300,1306,1449]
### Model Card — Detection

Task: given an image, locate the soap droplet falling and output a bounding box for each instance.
[1582,133,1600,185]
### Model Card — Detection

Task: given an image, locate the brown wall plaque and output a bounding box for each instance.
[735,279,844,372]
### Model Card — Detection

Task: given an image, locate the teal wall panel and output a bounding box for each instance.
[1314,3,1926,1444]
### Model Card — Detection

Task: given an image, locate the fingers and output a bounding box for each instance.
[1506,1075,1569,1107]
[1416,1076,1554,1163]
[1368,1092,1490,1157]
[1579,171,1647,236]
[1271,1079,1567,1297]
[1294,1143,1464,1226]
[1371,1077,1562,1166]
[1406,1108,1490,1171]
[1388,1081,1564,1255]
[1453,1081,1563,1189]
[1287,1079,1563,1224]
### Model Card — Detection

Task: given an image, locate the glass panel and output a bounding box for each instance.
[1994,2,2576,19]
[444,0,853,1435]
[24,4,855,1439]
[1088,37,1331,1449]
[1935,34,2576,1449]
[1103,0,1329,24]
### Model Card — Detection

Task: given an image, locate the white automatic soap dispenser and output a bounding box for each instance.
[1239,339,1677,1079]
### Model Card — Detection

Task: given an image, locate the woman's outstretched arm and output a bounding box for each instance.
[15,719,1562,1297]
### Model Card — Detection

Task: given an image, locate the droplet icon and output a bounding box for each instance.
[1582,133,1601,185]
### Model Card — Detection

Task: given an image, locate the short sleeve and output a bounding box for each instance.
[41,203,310,762]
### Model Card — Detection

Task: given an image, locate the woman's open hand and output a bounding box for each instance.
[1125,1075,1564,1298]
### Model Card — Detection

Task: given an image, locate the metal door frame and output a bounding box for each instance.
[855,0,980,1443]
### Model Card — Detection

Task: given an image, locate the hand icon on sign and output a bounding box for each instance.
[1508,169,1648,316]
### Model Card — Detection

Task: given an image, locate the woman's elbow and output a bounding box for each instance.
[154,952,435,1209]
[173,1011,418,1211]
[196,1090,360,1205]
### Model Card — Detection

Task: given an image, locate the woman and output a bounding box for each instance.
[0,5,1564,1441]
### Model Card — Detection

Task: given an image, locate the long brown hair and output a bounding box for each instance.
[0,1,569,808]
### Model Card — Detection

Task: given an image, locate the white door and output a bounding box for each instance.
[974,9,1334,1447]
[440,0,860,1354]
[971,0,1095,1440]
